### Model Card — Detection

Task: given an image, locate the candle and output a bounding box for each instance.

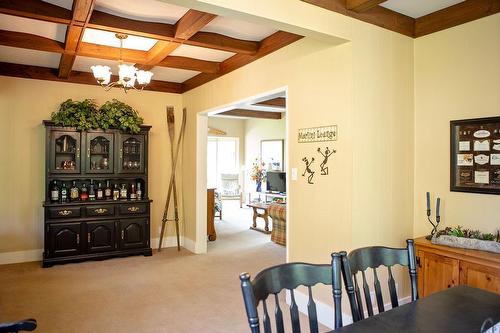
[426,192,431,212]
[436,197,441,217]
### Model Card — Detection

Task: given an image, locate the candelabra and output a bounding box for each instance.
[425,192,441,240]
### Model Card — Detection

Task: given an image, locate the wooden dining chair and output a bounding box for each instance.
[340,239,418,322]
[0,318,37,332]
[239,254,343,333]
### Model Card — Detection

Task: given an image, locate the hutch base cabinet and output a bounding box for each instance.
[42,121,152,267]
[415,237,500,297]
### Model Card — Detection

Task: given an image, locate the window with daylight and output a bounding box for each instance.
[207,137,239,188]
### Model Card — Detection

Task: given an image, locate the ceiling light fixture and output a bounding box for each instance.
[91,33,153,93]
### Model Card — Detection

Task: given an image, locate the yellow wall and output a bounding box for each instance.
[181,0,415,269]
[414,14,500,237]
[0,76,183,253]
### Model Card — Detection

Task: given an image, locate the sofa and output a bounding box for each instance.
[269,204,286,246]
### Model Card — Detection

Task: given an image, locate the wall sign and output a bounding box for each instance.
[450,116,500,195]
[298,125,337,143]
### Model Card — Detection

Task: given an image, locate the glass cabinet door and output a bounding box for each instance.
[118,134,145,173]
[86,132,114,173]
[50,131,81,174]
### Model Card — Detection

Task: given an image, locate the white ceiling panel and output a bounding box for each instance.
[0,46,61,68]
[150,67,200,83]
[82,28,158,51]
[202,16,277,41]
[42,0,73,10]
[72,56,135,73]
[0,14,67,42]
[170,44,234,62]
[95,0,188,24]
[381,0,465,18]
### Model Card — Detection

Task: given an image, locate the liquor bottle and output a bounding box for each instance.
[96,182,104,200]
[70,180,79,201]
[104,180,112,200]
[120,184,128,200]
[60,182,68,203]
[113,184,120,201]
[136,182,142,200]
[80,183,89,201]
[130,184,137,200]
[50,180,59,203]
[89,180,96,201]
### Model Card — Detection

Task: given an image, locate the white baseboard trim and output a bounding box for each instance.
[0,249,43,265]
[1,236,197,266]
[287,290,411,329]
[151,236,196,253]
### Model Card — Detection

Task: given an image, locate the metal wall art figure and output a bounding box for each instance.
[302,157,315,184]
[317,147,336,175]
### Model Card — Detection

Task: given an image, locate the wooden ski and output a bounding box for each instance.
[158,107,186,251]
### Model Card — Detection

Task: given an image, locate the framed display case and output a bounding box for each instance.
[450,116,500,195]
[42,121,152,267]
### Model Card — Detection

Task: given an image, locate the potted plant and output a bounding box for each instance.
[250,159,266,192]
[432,226,500,254]
[51,99,143,133]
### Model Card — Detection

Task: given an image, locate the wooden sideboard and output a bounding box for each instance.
[207,188,216,241]
[415,237,500,297]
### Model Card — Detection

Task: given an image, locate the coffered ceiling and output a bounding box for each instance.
[0,0,303,93]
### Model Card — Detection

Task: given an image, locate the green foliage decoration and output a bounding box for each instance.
[51,99,143,134]
[436,225,498,242]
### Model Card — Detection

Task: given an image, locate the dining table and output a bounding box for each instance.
[328,285,500,332]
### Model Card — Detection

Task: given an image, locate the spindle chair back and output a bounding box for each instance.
[239,254,343,333]
[340,239,418,322]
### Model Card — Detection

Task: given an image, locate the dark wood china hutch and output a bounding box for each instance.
[42,121,152,267]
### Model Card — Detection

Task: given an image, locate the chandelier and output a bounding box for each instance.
[91,33,153,93]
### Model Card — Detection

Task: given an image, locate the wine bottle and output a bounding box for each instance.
[113,184,120,201]
[136,182,142,200]
[60,182,68,203]
[120,184,128,200]
[80,183,89,201]
[70,180,79,201]
[104,180,112,200]
[89,180,96,201]
[50,180,59,203]
[130,184,137,200]
[96,182,104,200]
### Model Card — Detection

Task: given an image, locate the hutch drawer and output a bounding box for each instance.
[47,206,81,219]
[119,203,148,215]
[85,205,115,217]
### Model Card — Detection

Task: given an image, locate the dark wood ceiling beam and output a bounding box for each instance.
[217,109,282,119]
[87,10,257,54]
[174,9,217,39]
[301,0,415,37]
[0,0,71,24]
[254,97,286,108]
[0,30,220,73]
[58,0,95,78]
[139,10,217,71]
[0,62,183,93]
[183,31,303,92]
[346,0,386,12]
[0,29,64,53]
[415,0,500,37]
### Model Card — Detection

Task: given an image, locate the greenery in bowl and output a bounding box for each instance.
[51,99,144,133]
[435,225,499,242]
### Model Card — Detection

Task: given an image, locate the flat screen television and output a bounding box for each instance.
[266,171,286,193]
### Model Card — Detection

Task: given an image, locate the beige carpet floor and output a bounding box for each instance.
[0,202,325,332]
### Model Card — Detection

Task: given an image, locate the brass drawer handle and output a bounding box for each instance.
[127,206,140,212]
[121,230,124,240]
[58,210,72,216]
[94,208,108,214]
